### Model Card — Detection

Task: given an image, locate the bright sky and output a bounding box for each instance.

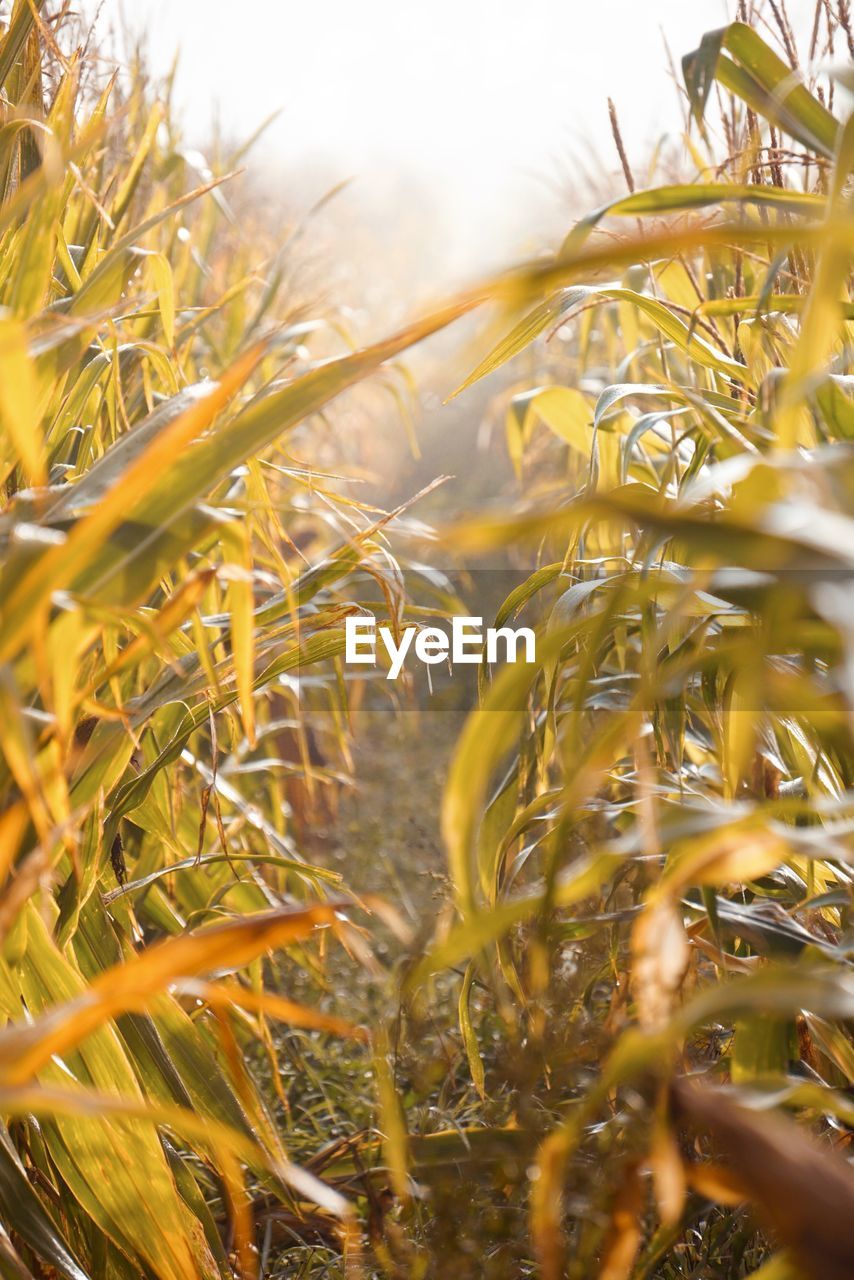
[95,0,752,285]
[118,0,727,175]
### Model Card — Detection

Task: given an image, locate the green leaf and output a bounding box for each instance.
[683,22,840,156]
[0,0,46,92]
[0,1125,90,1280]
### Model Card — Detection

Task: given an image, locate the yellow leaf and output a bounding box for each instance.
[532,386,592,455]
[458,962,485,1099]
[221,521,256,748]
[664,825,788,894]
[0,342,264,663]
[0,315,43,485]
[150,251,176,348]
[0,901,348,1083]
[374,1023,410,1202]
[649,1115,686,1226]
[631,898,689,1030]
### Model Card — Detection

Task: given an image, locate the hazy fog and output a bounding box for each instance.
[94,1,749,290]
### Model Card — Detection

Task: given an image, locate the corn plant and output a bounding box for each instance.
[401,13,854,1280]
[0,4,475,1277]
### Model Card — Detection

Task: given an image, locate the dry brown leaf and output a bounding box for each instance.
[673,1078,854,1280]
